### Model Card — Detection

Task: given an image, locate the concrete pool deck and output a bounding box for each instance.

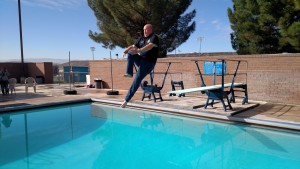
[0,84,300,131]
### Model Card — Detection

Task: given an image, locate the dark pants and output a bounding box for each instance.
[1,80,9,95]
[125,54,155,102]
[126,54,139,76]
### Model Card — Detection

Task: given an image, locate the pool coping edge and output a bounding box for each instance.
[0,98,91,113]
[91,98,300,131]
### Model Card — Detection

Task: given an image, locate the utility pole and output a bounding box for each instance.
[174,38,179,57]
[90,47,95,60]
[175,47,177,56]
[18,0,25,77]
[197,37,204,56]
[106,43,119,95]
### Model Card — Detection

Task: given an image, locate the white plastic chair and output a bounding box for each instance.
[25,77,36,93]
[8,78,17,94]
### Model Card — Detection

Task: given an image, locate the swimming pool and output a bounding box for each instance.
[0,102,299,169]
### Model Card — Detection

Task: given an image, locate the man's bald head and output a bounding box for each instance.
[143,24,153,37]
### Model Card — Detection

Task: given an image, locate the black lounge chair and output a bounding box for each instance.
[141,62,171,102]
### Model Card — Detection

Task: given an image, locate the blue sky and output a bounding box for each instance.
[0,0,234,61]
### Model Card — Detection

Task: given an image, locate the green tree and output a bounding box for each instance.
[228,0,300,54]
[278,0,300,52]
[87,0,196,57]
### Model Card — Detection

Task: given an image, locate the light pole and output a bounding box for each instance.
[106,44,119,95]
[18,0,25,77]
[197,37,204,56]
[64,51,77,95]
[90,47,95,60]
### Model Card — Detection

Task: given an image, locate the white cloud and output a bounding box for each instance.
[211,20,219,24]
[22,0,85,11]
[211,19,221,30]
[210,19,233,39]
[199,19,206,24]
[211,19,232,33]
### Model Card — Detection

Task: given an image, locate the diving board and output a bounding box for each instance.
[168,59,248,111]
[168,83,245,95]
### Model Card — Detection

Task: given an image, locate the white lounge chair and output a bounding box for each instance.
[25,77,36,93]
[8,78,17,94]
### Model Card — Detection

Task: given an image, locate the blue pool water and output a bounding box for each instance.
[0,102,299,169]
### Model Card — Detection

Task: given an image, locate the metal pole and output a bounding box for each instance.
[197,37,204,56]
[69,51,71,90]
[18,0,25,77]
[175,38,178,57]
[90,47,95,60]
[110,50,114,91]
[175,47,177,56]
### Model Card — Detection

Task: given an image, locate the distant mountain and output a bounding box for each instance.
[58,60,90,68]
[0,58,69,64]
[0,58,91,68]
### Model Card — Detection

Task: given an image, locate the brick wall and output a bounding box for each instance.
[27,62,53,83]
[90,53,300,105]
[0,62,53,83]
